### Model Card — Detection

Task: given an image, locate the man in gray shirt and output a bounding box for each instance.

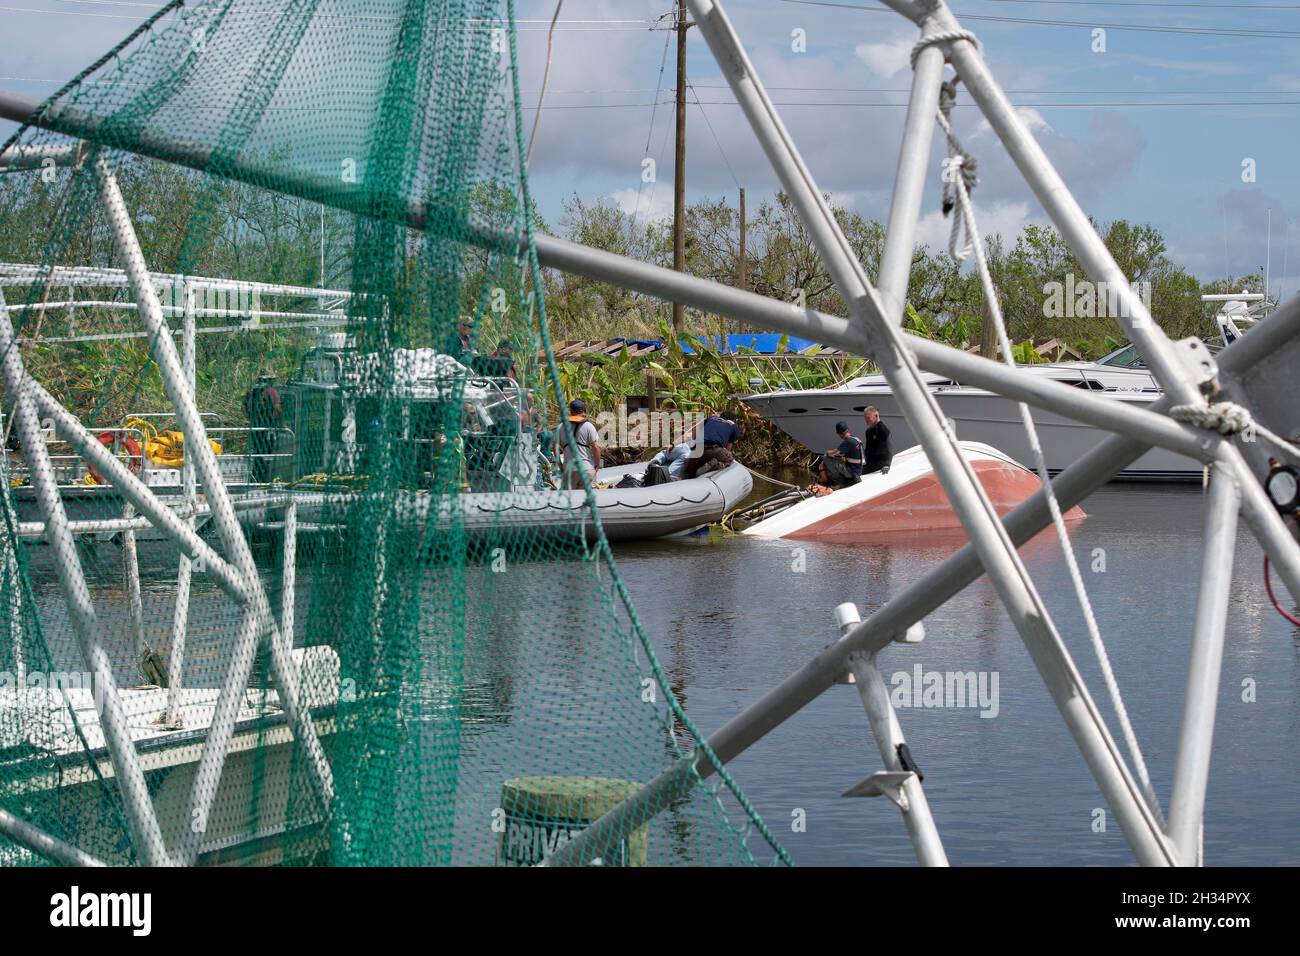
[556,399,603,489]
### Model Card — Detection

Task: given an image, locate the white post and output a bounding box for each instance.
[876,38,946,325]
[165,279,196,727]
[839,604,948,866]
[1,411,25,685]
[121,500,146,662]
[1167,461,1241,864]
[3,529,23,687]
[280,500,296,645]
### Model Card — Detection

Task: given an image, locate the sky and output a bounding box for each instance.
[2,0,1298,301]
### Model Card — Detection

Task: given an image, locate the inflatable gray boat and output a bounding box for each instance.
[463,460,753,541]
[239,460,753,544]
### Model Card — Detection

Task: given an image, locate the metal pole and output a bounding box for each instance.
[165,279,196,726]
[1166,459,1240,865]
[280,500,297,644]
[839,604,948,866]
[0,294,171,866]
[672,0,688,335]
[2,421,25,684]
[92,157,332,862]
[0,807,107,867]
[736,187,746,291]
[876,41,945,324]
[942,31,1195,408]
[18,509,209,537]
[121,501,145,661]
[687,0,1172,865]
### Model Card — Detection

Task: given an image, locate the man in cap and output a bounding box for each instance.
[555,399,602,489]
[825,420,865,479]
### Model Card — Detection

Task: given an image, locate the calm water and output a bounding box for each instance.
[17,483,1299,865]
[614,482,1300,866]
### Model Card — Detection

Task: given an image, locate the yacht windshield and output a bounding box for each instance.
[1096,343,1145,368]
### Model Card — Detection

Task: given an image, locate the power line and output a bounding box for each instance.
[688,82,739,188]
[2,5,660,28]
[987,0,1300,8]
[1,99,1285,110]
[780,0,1300,36]
[630,9,676,227]
[13,75,1294,96]
[514,98,1300,109]
[49,0,660,17]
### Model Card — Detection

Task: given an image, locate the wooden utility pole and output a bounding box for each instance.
[980,294,1000,359]
[672,0,688,335]
[737,187,747,291]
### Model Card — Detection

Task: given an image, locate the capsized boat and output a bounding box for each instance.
[734,441,1083,539]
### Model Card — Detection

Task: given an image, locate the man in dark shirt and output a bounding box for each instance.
[244,373,282,483]
[826,421,864,478]
[683,410,739,479]
[861,406,893,475]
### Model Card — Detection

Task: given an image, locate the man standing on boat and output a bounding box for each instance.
[557,399,602,489]
[245,372,282,484]
[861,406,893,475]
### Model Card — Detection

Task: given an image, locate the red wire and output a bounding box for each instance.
[1263,556,1300,627]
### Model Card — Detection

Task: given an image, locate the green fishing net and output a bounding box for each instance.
[0,0,788,866]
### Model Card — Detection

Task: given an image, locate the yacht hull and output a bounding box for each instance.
[744,388,1200,481]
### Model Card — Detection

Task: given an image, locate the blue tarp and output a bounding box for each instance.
[612,334,821,354]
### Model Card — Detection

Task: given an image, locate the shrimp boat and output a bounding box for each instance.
[0,646,341,866]
[5,301,748,547]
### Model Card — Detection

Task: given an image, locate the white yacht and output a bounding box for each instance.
[742,295,1264,482]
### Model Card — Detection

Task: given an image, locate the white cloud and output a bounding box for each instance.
[610,187,673,223]
[973,107,1053,138]
[915,200,1034,255]
[854,38,913,78]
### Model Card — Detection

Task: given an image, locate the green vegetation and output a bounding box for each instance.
[1,167,1263,458]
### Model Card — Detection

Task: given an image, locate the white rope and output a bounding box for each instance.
[1171,402,1300,463]
[933,79,979,262]
[936,81,1166,826]
[525,0,564,166]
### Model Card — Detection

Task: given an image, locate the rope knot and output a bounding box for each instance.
[935,77,978,258]
[1170,402,1254,436]
[910,28,980,71]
